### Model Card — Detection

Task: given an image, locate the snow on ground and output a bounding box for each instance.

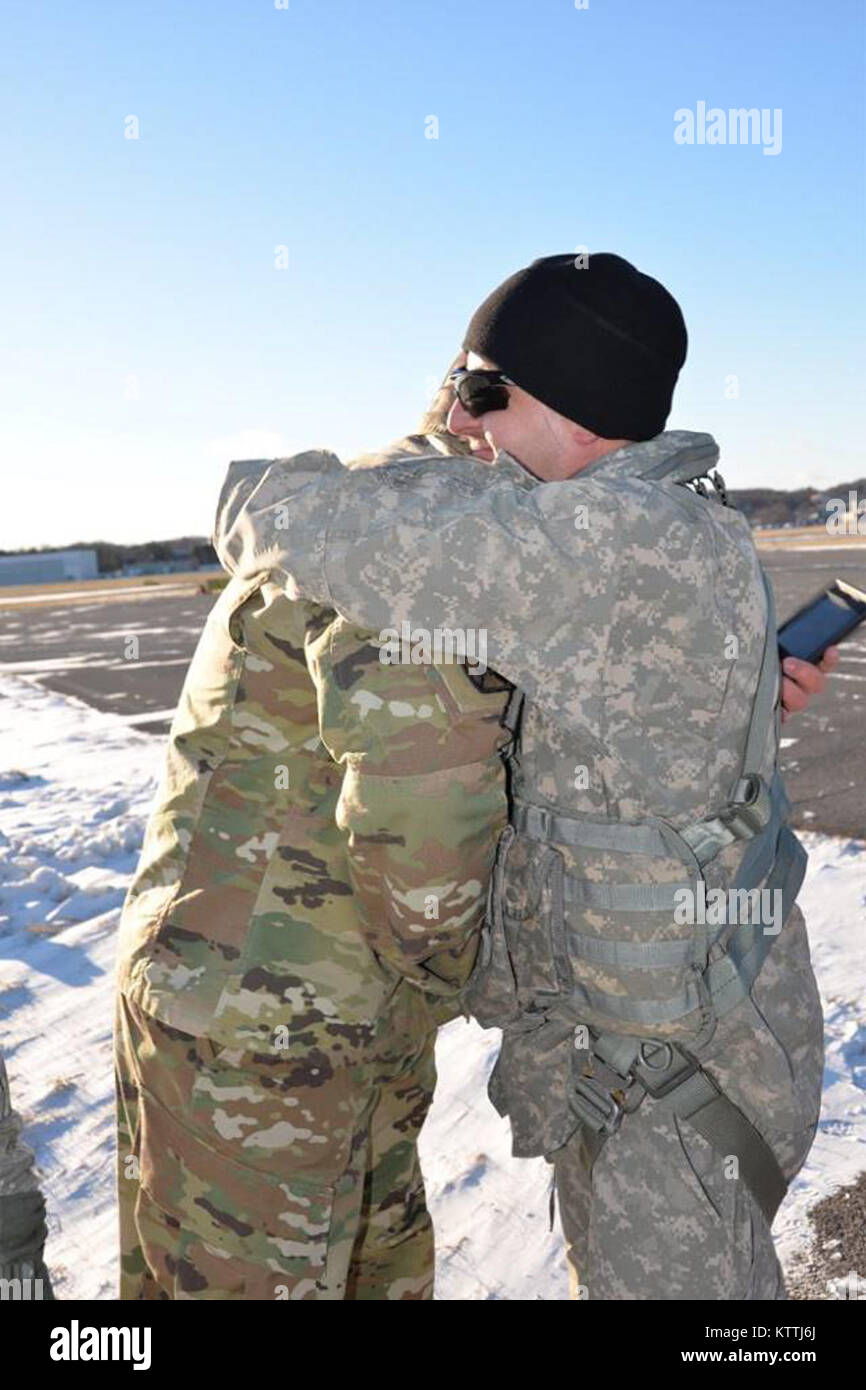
[773,834,866,1275]
[0,672,863,1300]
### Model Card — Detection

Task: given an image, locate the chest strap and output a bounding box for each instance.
[513,764,789,876]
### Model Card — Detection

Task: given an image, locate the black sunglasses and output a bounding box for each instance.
[447,367,515,417]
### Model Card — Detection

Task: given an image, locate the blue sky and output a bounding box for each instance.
[2,0,864,547]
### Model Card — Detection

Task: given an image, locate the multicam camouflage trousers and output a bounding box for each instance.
[114,992,439,1300]
[490,904,825,1300]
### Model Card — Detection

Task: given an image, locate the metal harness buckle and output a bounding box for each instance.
[634,1042,700,1099]
[570,1031,643,1135]
[570,1073,627,1135]
[720,773,772,839]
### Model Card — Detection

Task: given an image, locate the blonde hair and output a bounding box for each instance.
[346,355,474,470]
[416,353,475,456]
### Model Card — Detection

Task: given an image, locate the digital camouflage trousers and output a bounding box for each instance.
[114,991,439,1300]
[547,905,825,1300]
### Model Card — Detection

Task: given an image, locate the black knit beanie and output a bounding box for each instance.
[462,252,687,441]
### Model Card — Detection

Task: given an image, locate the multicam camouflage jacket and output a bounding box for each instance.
[306,613,511,997]
[213,430,804,1153]
[116,435,512,1059]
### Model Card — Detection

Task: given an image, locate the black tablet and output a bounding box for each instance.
[777,579,866,664]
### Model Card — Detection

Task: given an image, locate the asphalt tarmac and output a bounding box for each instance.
[1,549,864,836]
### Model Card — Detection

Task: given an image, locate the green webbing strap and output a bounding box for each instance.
[591,1031,641,1078]
[636,438,721,484]
[573,1035,788,1227]
[704,827,807,1017]
[564,931,696,968]
[561,877,694,913]
[512,803,668,856]
[678,571,779,867]
[734,771,791,886]
[501,686,526,737]
[682,768,786,874]
[516,797,765,874]
[514,784,781,881]
[679,816,738,867]
[737,566,780,796]
[651,1068,787,1226]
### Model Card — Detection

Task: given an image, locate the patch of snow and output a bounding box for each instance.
[0,672,863,1300]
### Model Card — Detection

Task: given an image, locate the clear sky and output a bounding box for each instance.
[2,0,864,548]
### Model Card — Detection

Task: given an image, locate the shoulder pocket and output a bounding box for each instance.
[434,660,513,718]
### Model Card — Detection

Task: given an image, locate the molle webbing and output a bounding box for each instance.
[513,787,805,1028]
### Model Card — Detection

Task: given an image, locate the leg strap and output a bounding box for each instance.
[637,1048,788,1227]
[569,1031,788,1228]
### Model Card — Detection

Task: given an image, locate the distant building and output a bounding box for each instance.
[120,560,221,577]
[0,548,99,587]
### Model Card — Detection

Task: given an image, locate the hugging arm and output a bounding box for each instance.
[304,617,510,1000]
[215,450,834,724]
[214,449,613,718]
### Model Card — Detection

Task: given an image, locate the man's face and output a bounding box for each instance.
[446,351,582,479]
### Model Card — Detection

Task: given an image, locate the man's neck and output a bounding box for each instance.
[560,436,633,480]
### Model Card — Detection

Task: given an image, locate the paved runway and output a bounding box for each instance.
[1,549,864,836]
[0,587,214,734]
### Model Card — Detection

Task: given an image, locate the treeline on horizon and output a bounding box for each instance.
[0,537,218,572]
[4,476,865,564]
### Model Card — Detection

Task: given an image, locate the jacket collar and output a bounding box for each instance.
[495,430,720,488]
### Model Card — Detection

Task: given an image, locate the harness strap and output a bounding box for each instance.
[513,775,779,886]
[681,768,786,869]
[561,878,693,913]
[703,827,807,1016]
[663,1071,788,1226]
[730,771,791,894]
[736,566,780,801]
[565,932,696,968]
[514,764,788,884]
[512,804,668,855]
[501,685,525,738]
[569,1031,788,1228]
[635,437,721,484]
